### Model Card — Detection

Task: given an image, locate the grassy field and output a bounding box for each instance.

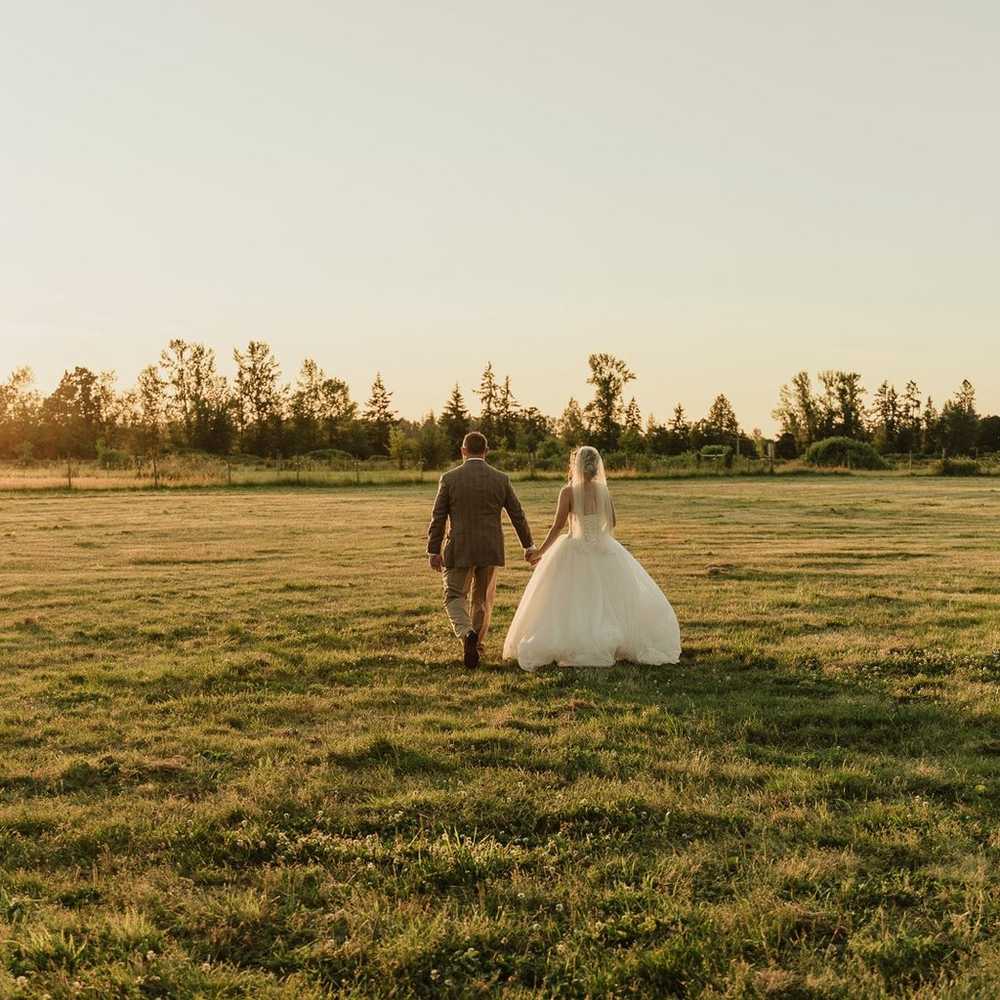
[1,478,999,998]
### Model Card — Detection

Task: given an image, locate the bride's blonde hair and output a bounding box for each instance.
[569,446,602,483]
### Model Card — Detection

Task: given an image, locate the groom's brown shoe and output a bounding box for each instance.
[463,630,480,669]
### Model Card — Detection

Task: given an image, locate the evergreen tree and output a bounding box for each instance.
[620,397,644,455]
[870,381,900,453]
[476,362,498,443]
[363,373,398,455]
[623,397,642,433]
[495,376,519,449]
[698,394,740,446]
[922,396,940,454]
[898,380,922,453]
[439,384,471,457]
[668,403,691,454]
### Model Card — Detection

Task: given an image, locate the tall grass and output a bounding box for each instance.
[7,452,994,493]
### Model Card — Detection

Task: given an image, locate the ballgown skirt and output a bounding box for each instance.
[503,533,681,671]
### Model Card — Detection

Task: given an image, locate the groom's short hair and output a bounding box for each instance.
[463,432,488,455]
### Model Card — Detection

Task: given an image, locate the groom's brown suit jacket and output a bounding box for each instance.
[426,459,533,568]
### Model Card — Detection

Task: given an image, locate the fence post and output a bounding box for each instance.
[355,460,360,485]
[66,459,73,490]
[153,453,160,489]
[226,460,232,487]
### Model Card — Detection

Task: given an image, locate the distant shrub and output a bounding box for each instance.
[932,457,980,476]
[303,449,357,468]
[775,432,799,459]
[804,437,887,470]
[700,445,734,469]
[96,443,132,470]
[225,452,269,467]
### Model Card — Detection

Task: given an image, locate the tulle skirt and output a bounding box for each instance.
[502,534,682,671]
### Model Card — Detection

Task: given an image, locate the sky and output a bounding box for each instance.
[2,1,997,432]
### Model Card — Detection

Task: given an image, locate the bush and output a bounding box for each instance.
[932,457,980,476]
[804,437,888,470]
[303,449,358,468]
[775,432,798,459]
[700,445,734,469]
[96,443,132,470]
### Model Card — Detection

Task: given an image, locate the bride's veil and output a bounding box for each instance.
[569,446,614,538]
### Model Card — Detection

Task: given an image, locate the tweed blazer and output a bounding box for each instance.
[426,459,533,568]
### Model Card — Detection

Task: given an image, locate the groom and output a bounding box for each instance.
[426,432,535,668]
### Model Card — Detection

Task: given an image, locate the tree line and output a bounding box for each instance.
[771,371,999,459]
[1,342,997,468]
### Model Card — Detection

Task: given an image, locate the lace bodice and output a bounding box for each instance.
[571,511,606,543]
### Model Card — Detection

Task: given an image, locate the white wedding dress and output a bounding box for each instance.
[503,459,681,671]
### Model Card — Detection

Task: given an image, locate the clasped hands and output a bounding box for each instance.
[428,548,541,571]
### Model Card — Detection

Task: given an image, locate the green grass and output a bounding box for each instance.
[1,478,999,998]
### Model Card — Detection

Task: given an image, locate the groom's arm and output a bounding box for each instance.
[427,476,450,566]
[503,477,534,552]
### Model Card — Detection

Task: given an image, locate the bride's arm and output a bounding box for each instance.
[534,485,572,559]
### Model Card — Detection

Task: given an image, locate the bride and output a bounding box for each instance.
[503,446,681,671]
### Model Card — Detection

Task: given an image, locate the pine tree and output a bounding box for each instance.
[899,380,922,453]
[701,394,740,445]
[870,381,899,453]
[439,384,470,457]
[922,396,939,454]
[620,397,644,456]
[363,373,398,456]
[495,376,519,450]
[624,397,642,433]
[476,363,498,444]
[667,403,690,454]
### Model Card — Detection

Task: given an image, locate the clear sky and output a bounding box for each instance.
[2,1,997,432]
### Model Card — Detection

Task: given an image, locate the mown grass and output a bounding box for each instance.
[1,478,999,998]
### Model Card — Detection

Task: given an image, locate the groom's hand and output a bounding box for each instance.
[524,546,539,565]
[428,553,444,572]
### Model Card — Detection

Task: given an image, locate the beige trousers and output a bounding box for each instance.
[443,565,498,650]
